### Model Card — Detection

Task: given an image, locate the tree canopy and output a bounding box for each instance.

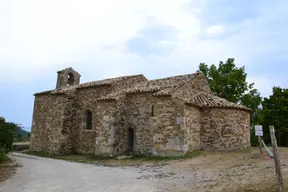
[198,58,262,125]
[0,117,18,152]
[261,87,288,146]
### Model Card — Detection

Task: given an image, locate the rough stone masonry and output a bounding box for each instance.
[30,67,251,156]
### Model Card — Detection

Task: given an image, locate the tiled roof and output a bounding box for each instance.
[75,74,145,89]
[97,92,118,101]
[153,89,171,96]
[97,72,200,99]
[34,90,53,96]
[126,73,199,95]
[34,74,145,95]
[57,67,81,76]
[186,92,251,111]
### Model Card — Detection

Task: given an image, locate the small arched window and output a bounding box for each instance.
[86,110,92,130]
[151,105,154,117]
[67,73,75,86]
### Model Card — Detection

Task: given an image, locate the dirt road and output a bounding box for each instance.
[1,149,288,192]
[0,153,160,192]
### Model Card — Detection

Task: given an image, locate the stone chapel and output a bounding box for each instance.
[30,67,251,156]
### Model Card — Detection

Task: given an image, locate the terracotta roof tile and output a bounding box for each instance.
[126,73,199,94]
[75,74,144,89]
[34,90,53,96]
[97,92,119,101]
[186,92,251,111]
[153,89,171,96]
[34,74,144,95]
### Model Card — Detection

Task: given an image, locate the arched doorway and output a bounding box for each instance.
[128,128,134,152]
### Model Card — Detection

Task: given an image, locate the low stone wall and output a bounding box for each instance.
[201,108,250,151]
[13,142,30,151]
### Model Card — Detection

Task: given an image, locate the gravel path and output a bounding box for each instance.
[2,149,279,192]
[0,153,159,192]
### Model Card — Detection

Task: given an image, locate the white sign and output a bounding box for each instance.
[255,125,263,131]
[177,117,184,125]
[255,130,263,136]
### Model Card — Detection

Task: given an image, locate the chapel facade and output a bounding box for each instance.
[30,67,251,156]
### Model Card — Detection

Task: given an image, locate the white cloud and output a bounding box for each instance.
[0,0,203,83]
[205,25,226,36]
[0,0,286,99]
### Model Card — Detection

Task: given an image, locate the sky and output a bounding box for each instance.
[0,0,287,131]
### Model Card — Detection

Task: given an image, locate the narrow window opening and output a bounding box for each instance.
[86,110,92,130]
[151,105,154,117]
[128,128,134,152]
[67,73,75,86]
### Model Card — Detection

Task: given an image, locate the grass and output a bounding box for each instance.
[22,150,203,166]
[0,154,10,165]
[234,180,288,192]
[0,154,17,183]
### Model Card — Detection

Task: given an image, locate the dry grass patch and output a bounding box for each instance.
[0,156,18,183]
[22,150,203,166]
[21,147,288,192]
[167,147,288,192]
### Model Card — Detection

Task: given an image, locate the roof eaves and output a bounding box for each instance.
[187,92,252,112]
[34,90,53,96]
[153,90,171,96]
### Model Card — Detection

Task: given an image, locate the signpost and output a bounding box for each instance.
[255,125,263,155]
[269,125,284,192]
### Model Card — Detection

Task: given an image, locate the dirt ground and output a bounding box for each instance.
[157,147,288,192]
[3,147,288,192]
[0,158,18,183]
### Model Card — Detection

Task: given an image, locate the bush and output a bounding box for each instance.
[0,117,17,152]
[250,128,258,147]
[0,145,6,163]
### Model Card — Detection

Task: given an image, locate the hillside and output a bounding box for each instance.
[16,127,30,137]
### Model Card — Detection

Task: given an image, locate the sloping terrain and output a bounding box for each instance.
[1,148,288,192]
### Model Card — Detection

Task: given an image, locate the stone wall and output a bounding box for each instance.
[59,90,80,154]
[173,73,212,101]
[200,108,251,151]
[152,97,187,156]
[95,100,118,156]
[184,105,201,151]
[73,85,112,154]
[30,94,67,154]
[124,93,155,155]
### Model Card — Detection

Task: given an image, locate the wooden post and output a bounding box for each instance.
[269,125,284,192]
[258,136,263,156]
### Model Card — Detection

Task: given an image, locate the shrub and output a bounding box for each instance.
[250,128,258,147]
[0,117,17,152]
[0,145,6,163]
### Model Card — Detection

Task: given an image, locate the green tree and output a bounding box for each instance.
[199,58,262,125]
[262,87,288,146]
[0,118,18,152]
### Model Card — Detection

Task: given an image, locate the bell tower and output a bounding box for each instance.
[56,67,81,89]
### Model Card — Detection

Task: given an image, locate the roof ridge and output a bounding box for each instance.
[148,72,199,82]
[81,74,144,84]
[34,74,145,95]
